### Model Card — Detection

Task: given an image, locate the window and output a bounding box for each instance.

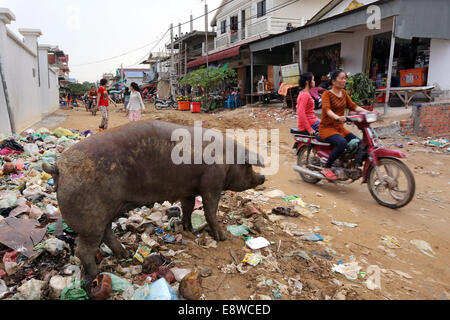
[257,0,266,18]
[221,20,226,34]
[230,16,238,32]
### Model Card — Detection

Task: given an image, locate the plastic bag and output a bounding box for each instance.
[331,262,362,281]
[101,273,132,292]
[60,280,89,300]
[52,128,75,138]
[17,279,45,300]
[246,237,270,250]
[227,224,249,237]
[146,278,179,300]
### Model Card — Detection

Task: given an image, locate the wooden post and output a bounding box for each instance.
[385,16,396,115]
[298,40,303,73]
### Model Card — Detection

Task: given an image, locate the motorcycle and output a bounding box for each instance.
[292,112,415,209]
[155,95,178,110]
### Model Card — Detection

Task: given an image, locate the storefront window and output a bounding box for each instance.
[306,43,342,86]
[368,32,431,88]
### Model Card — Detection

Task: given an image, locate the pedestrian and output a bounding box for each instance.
[123,86,131,115]
[297,72,320,136]
[318,69,368,180]
[126,82,145,122]
[96,78,117,131]
[67,94,72,108]
[88,86,98,112]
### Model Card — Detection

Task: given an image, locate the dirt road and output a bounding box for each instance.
[33,104,449,300]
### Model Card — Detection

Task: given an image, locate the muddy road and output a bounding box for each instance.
[33,104,449,300]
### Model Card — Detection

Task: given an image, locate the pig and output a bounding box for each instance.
[43,120,265,279]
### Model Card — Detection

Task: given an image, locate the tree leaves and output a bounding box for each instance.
[345,73,376,106]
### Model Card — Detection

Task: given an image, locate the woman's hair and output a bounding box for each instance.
[299,72,314,88]
[100,79,108,86]
[130,82,140,92]
[330,69,344,83]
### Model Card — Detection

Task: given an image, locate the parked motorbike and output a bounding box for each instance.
[155,95,178,110]
[292,112,415,209]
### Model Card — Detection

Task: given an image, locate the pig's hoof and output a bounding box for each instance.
[183,222,194,233]
[211,229,227,242]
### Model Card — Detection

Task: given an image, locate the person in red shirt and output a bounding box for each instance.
[297,72,320,136]
[96,79,117,130]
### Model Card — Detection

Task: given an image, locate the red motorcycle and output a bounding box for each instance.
[292,112,415,209]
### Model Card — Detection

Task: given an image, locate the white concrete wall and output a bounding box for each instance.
[48,68,60,113]
[38,47,60,116]
[428,39,450,91]
[0,9,61,134]
[301,19,393,75]
[3,30,41,133]
[272,0,330,28]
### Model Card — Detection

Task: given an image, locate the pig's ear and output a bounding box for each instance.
[245,151,266,168]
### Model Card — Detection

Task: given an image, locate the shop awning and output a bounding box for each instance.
[187,46,241,68]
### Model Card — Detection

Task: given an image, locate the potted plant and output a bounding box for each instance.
[176,96,190,111]
[180,67,237,113]
[345,73,376,111]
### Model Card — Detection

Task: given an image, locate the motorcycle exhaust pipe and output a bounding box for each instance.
[293,166,325,180]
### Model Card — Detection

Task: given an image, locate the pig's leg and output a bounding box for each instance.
[76,234,102,279]
[102,224,129,259]
[181,197,195,232]
[202,194,227,241]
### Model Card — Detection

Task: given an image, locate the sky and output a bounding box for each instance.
[0,0,222,82]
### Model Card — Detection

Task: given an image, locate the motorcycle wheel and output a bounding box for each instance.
[172,102,178,110]
[155,103,163,110]
[297,146,321,184]
[150,97,156,104]
[367,158,416,209]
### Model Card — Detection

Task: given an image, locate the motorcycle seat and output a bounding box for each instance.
[290,128,309,136]
[311,138,331,147]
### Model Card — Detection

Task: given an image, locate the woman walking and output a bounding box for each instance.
[127,82,145,122]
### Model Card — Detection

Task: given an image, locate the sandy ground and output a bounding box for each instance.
[30,103,450,300]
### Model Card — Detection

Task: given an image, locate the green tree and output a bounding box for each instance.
[180,67,237,97]
[345,73,376,106]
[66,82,96,95]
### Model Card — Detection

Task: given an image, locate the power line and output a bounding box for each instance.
[71,29,170,67]
[124,29,171,68]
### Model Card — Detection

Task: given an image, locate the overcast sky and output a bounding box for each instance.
[1,0,221,82]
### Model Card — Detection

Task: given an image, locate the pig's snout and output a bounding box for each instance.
[259,175,266,185]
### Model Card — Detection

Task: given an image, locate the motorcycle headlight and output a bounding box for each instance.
[365,113,378,123]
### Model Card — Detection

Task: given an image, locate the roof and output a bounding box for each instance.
[308,0,345,24]
[211,0,229,27]
[124,71,148,78]
[166,30,217,49]
[249,0,450,52]
[187,46,241,68]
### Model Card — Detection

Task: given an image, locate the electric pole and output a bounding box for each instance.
[170,23,175,97]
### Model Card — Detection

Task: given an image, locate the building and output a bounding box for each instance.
[248,0,450,101]
[0,8,61,135]
[166,30,216,83]
[209,0,330,53]
[185,0,330,98]
[140,52,170,83]
[116,68,150,86]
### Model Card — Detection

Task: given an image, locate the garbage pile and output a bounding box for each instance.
[1,128,374,301]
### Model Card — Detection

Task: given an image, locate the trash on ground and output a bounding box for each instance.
[332,221,358,228]
[242,253,263,266]
[245,237,270,250]
[410,240,436,258]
